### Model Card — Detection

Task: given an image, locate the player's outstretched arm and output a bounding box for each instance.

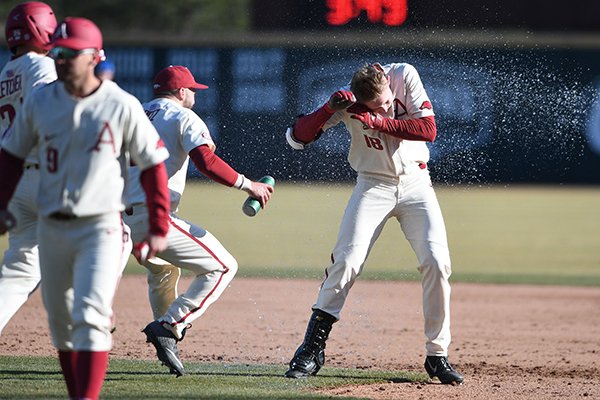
[188,144,274,206]
[286,90,356,150]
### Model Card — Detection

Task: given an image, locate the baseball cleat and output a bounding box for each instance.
[142,320,185,377]
[424,356,464,385]
[284,310,336,379]
[285,347,324,378]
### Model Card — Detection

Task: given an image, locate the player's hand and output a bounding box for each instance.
[327,90,356,111]
[349,107,386,131]
[134,235,167,264]
[245,181,274,208]
[0,210,17,235]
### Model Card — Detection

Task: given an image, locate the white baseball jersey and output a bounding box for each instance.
[2,79,169,217]
[0,52,56,335]
[323,63,434,181]
[0,52,56,164]
[127,97,215,210]
[124,96,237,341]
[289,62,454,358]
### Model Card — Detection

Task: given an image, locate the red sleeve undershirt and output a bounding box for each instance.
[378,115,437,142]
[292,103,436,143]
[188,145,238,187]
[140,162,170,236]
[0,149,25,210]
[292,103,335,144]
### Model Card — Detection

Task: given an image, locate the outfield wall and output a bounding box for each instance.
[2,42,599,184]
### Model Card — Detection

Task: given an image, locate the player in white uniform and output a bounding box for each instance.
[0,1,57,336]
[0,17,170,399]
[124,65,273,377]
[284,63,464,384]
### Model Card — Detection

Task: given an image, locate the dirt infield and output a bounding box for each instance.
[2,276,599,399]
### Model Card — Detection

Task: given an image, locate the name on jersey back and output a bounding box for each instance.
[0,73,22,99]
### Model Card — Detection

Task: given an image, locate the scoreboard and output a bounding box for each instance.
[251,0,600,32]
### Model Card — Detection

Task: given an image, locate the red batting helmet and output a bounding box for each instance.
[5,1,57,53]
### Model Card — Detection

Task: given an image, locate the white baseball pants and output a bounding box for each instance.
[38,212,128,351]
[0,168,41,335]
[314,170,453,356]
[124,206,238,339]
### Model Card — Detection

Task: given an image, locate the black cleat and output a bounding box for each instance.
[284,310,336,379]
[285,346,324,378]
[142,320,185,377]
[424,356,464,385]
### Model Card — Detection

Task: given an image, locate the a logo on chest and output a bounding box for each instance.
[88,121,117,154]
[393,99,407,119]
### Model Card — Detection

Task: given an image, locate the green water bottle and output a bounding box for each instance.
[242,175,275,217]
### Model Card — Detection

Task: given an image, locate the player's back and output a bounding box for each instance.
[0,53,56,136]
[127,97,214,210]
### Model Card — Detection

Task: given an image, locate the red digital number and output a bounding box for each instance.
[326,0,408,26]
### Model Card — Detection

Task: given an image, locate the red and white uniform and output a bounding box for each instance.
[124,97,237,339]
[0,52,55,335]
[289,63,453,357]
[1,79,168,351]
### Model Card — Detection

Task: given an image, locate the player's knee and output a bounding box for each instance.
[224,256,238,276]
[418,256,452,278]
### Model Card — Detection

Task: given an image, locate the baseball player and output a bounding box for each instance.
[0,17,170,400]
[284,63,464,384]
[0,1,57,336]
[125,65,273,377]
[94,59,115,81]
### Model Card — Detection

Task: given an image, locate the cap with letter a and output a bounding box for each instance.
[153,65,209,93]
[51,17,103,50]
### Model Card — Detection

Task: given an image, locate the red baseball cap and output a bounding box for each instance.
[153,66,209,93]
[51,17,102,50]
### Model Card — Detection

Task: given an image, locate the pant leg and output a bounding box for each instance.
[396,171,452,356]
[145,261,181,319]
[123,207,179,319]
[38,217,75,351]
[39,214,123,352]
[156,214,238,339]
[71,213,124,351]
[314,177,395,319]
[0,169,41,334]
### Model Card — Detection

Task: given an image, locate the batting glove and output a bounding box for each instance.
[326,90,356,112]
[349,108,386,131]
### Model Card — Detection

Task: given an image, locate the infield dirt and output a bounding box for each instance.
[2,276,599,399]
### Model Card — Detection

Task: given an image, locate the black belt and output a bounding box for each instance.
[25,163,39,170]
[48,212,78,220]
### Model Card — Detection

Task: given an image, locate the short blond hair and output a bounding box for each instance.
[350,64,387,103]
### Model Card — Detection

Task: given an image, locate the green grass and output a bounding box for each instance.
[2,183,599,285]
[0,355,423,399]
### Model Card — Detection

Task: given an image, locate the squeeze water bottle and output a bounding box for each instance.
[242,175,275,217]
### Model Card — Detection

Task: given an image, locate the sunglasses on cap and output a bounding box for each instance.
[49,47,97,60]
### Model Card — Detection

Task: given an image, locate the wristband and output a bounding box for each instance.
[234,174,253,191]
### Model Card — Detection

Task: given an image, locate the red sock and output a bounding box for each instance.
[58,350,77,398]
[76,351,109,400]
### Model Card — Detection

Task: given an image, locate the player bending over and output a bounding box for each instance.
[284,62,464,385]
